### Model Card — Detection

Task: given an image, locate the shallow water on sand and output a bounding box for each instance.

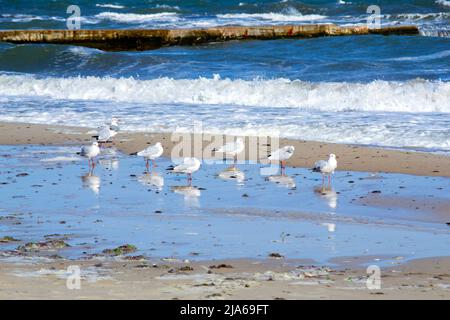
[0,145,449,265]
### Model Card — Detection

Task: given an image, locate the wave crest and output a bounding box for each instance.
[95,11,179,23]
[0,74,448,113]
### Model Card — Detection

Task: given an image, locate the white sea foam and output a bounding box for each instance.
[392,12,450,21]
[95,11,179,23]
[387,50,450,62]
[217,12,327,22]
[436,0,450,7]
[155,4,180,11]
[0,74,448,113]
[96,3,125,9]
[1,14,65,23]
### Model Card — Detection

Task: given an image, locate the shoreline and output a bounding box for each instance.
[0,254,449,299]
[0,121,449,178]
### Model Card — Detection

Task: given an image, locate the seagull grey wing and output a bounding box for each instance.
[173,162,188,172]
[312,160,327,172]
[97,126,111,142]
[80,146,88,157]
[138,145,155,157]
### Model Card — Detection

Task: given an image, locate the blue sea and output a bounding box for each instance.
[0,0,449,152]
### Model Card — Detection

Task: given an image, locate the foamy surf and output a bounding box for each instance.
[216,12,327,22]
[95,3,125,9]
[95,11,179,23]
[0,74,448,113]
[436,0,450,7]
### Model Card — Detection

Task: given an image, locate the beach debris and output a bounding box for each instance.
[179,265,194,272]
[209,264,234,269]
[123,255,147,261]
[15,173,29,177]
[17,239,70,252]
[253,266,331,282]
[0,236,20,243]
[102,244,137,256]
[168,265,194,273]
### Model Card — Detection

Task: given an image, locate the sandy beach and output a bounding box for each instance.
[0,256,449,299]
[1,121,449,177]
[0,121,449,299]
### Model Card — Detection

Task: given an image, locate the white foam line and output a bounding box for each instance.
[0,74,448,113]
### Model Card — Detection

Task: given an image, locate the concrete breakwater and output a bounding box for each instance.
[0,24,419,51]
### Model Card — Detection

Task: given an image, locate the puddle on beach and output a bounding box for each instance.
[0,145,449,266]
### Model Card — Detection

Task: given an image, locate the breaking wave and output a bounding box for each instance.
[0,74,449,113]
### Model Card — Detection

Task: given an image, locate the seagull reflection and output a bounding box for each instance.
[98,158,119,171]
[218,166,245,184]
[314,185,338,209]
[81,171,101,195]
[266,174,296,189]
[321,222,336,232]
[137,171,164,191]
[171,185,201,207]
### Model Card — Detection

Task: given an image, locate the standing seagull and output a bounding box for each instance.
[95,117,120,143]
[80,142,100,169]
[171,157,201,185]
[312,154,337,185]
[137,142,164,169]
[213,137,245,166]
[268,145,295,174]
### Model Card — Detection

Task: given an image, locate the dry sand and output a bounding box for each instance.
[0,256,449,299]
[1,121,449,178]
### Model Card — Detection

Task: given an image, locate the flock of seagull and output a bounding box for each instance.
[80,118,338,185]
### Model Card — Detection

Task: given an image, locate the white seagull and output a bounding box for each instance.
[80,142,100,168]
[213,137,245,165]
[171,157,201,184]
[268,145,295,173]
[96,117,120,143]
[137,142,164,169]
[312,154,337,185]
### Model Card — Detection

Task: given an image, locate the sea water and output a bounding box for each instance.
[0,0,449,151]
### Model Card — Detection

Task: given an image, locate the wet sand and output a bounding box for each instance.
[0,121,449,177]
[1,121,450,299]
